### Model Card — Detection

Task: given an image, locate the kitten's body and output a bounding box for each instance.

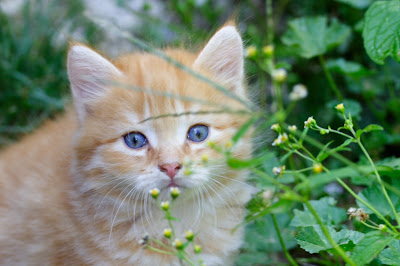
[0,26,252,265]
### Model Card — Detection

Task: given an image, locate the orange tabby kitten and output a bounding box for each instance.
[0,24,252,265]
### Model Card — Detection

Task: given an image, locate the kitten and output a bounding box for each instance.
[0,24,252,265]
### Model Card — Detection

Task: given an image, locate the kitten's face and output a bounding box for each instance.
[68,26,249,203]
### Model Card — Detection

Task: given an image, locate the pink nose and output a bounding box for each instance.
[159,163,182,179]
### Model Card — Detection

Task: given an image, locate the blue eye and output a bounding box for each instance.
[187,124,209,142]
[124,132,148,149]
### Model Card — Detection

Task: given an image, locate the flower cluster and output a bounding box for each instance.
[245,45,257,59]
[272,133,288,146]
[261,189,274,206]
[335,103,345,113]
[272,165,286,176]
[312,163,323,173]
[262,45,274,56]
[289,84,308,101]
[245,44,274,59]
[147,186,203,264]
[149,188,160,199]
[271,123,281,132]
[304,116,316,128]
[161,201,170,211]
[271,68,287,83]
[170,187,180,199]
[288,125,297,132]
[347,207,370,222]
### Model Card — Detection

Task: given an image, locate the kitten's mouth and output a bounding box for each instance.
[167,182,179,188]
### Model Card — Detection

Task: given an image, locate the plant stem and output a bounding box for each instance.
[305,202,356,266]
[293,133,396,232]
[285,166,314,173]
[333,176,397,232]
[266,0,274,44]
[318,55,344,101]
[353,130,400,227]
[290,149,314,163]
[150,238,176,252]
[360,221,379,230]
[296,128,400,197]
[146,245,175,256]
[315,126,353,139]
[271,214,298,266]
[251,168,296,193]
[275,82,285,120]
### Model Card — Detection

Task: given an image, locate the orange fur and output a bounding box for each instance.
[0,25,252,265]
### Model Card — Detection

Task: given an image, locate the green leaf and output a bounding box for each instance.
[227,152,274,169]
[363,124,384,133]
[301,158,400,190]
[282,16,351,58]
[316,141,334,162]
[290,197,347,227]
[357,185,400,219]
[326,58,373,78]
[356,124,384,139]
[243,214,297,253]
[320,138,354,162]
[232,116,258,144]
[363,1,400,64]
[350,231,395,265]
[298,166,357,191]
[334,0,374,9]
[296,226,332,254]
[376,165,400,178]
[296,225,364,254]
[379,239,400,265]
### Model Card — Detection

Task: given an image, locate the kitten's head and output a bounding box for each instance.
[67,25,251,204]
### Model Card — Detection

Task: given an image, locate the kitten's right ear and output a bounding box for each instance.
[193,25,244,95]
[67,45,122,122]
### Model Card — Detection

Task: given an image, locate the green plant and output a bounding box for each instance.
[142,187,205,266]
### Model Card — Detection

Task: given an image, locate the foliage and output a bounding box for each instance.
[1,0,400,265]
[363,1,400,64]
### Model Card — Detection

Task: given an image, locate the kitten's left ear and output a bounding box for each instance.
[194,25,244,95]
[67,45,122,123]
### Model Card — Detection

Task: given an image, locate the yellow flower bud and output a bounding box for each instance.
[313,163,323,173]
[262,45,274,56]
[335,103,345,113]
[149,188,160,199]
[245,46,257,59]
[271,68,287,83]
[161,201,170,211]
[183,168,193,176]
[185,230,194,241]
[194,244,202,254]
[271,123,280,132]
[201,154,208,163]
[163,228,172,238]
[172,239,184,250]
[225,141,232,149]
[170,187,180,199]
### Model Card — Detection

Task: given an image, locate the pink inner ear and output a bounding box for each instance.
[194,26,244,92]
[67,45,122,122]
